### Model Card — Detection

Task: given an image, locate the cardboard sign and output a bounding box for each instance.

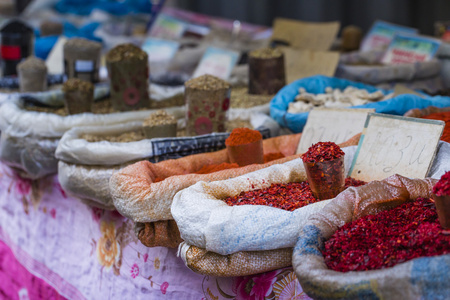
[142,38,180,62]
[296,108,374,154]
[45,36,67,75]
[349,113,444,181]
[360,20,417,52]
[192,47,240,80]
[271,18,340,51]
[381,34,441,65]
[149,14,186,39]
[281,47,340,83]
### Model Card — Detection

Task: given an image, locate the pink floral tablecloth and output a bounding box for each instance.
[0,162,311,300]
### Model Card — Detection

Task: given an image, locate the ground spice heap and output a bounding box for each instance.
[301,141,345,163]
[433,171,450,196]
[323,197,450,272]
[185,74,231,90]
[142,110,177,127]
[225,128,262,146]
[223,177,366,211]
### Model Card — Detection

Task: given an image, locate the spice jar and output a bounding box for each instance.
[248,47,285,95]
[142,110,177,139]
[63,78,94,115]
[64,38,102,83]
[302,142,345,200]
[341,25,362,52]
[225,128,264,167]
[184,74,231,136]
[106,43,150,111]
[17,56,47,92]
[432,171,450,229]
[0,20,34,76]
[40,21,63,37]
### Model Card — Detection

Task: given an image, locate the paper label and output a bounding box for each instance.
[281,47,340,83]
[296,108,374,154]
[349,113,444,181]
[45,36,67,75]
[149,14,186,39]
[75,60,94,72]
[381,34,441,64]
[192,47,240,80]
[271,18,340,51]
[142,38,180,62]
[360,20,418,52]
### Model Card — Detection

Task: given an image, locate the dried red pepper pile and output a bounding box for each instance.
[223,177,366,211]
[323,197,450,272]
[301,141,345,163]
[433,170,450,196]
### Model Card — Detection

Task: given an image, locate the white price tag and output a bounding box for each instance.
[192,47,240,80]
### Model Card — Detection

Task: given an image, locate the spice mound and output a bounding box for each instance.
[301,141,345,163]
[422,111,450,143]
[142,110,177,127]
[62,78,94,93]
[184,74,231,90]
[323,197,450,272]
[433,171,450,196]
[17,56,47,72]
[249,47,283,59]
[225,127,262,146]
[224,177,366,211]
[105,43,148,62]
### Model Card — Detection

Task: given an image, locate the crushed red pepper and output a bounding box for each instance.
[301,141,345,163]
[433,171,450,196]
[263,152,285,163]
[223,177,366,211]
[323,197,450,272]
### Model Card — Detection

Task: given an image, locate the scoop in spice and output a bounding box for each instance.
[432,171,450,229]
[226,128,263,166]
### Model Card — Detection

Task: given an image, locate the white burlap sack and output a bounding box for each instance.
[57,113,282,209]
[171,147,356,255]
[0,99,185,179]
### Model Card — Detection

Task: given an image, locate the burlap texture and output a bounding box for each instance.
[180,243,292,277]
[292,174,442,300]
[137,220,183,248]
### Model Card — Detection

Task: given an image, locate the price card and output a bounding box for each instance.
[360,20,418,52]
[142,38,180,62]
[149,14,186,39]
[296,108,374,154]
[280,47,340,83]
[192,47,240,80]
[271,18,340,51]
[45,36,67,75]
[349,113,444,181]
[381,34,441,65]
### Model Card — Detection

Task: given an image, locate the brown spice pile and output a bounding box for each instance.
[81,130,146,143]
[185,74,231,90]
[62,78,94,93]
[143,110,177,127]
[106,43,148,62]
[17,56,47,72]
[249,47,283,59]
[231,87,273,108]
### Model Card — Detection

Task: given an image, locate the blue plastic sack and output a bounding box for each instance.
[54,0,151,16]
[270,75,450,133]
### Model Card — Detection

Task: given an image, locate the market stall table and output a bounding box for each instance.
[0,161,311,299]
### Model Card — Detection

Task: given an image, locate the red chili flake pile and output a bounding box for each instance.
[323,197,450,272]
[301,141,345,163]
[433,171,450,196]
[223,177,366,211]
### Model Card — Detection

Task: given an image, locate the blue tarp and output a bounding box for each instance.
[270,75,450,133]
[54,0,151,16]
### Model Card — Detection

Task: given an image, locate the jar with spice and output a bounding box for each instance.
[17,56,47,92]
[62,78,94,115]
[142,110,177,139]
[302,141,345,200]
[225,127,264,166]
[64,38,102,83]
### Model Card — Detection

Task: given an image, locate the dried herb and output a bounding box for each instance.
[433,171,450,196]
[224,177,366,211]
[323,197,450,272]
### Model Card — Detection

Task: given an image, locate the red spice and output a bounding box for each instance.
[225,128,262,146]
[263,152,285,163]
[323,197,450,272]
[422,111,450,143]
[194,162,239,174]
[433,171,450,196]
[224,177,366,211]
[301,142,345,163]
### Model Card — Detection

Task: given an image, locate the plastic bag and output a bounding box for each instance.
[270,75,450,133]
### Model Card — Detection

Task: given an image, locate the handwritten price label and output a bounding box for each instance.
[192,47,240,80]
[296,108,374,154]
[349,113,444,181]
[381,34,441,65]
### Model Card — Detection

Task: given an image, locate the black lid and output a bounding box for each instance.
[1,20,33,46]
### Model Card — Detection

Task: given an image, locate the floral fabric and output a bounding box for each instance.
[0,162,311,300]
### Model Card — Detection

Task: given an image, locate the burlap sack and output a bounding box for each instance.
[172,147,357,255]
[178,243,292,277]
[292,174,446,300]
